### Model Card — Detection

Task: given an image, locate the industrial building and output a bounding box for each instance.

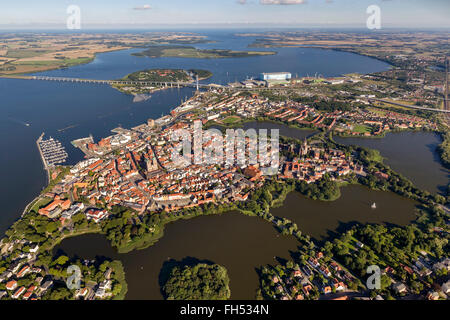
[259,72,292,81]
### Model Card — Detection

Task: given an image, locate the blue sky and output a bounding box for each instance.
[0,0,449,29]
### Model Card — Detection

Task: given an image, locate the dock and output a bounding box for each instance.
[36,133,68,183]
[36,133,50,184]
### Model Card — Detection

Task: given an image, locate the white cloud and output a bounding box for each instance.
[133,4,152,10]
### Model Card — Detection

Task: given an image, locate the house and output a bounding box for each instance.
[295,294,304,300]
[6,280,17,291]
[0,271,12,283]
[95,287,106,298]
[23,291,33,300]
[333,281,347,291]
[302,284,313,296]
[9,261,23,273]
[323,286,332,294]
[39,280,53,294]
[75,287,89,299]
[243,165,262,180]
[29,244,40,253]
[330,262,342,272]
[392,282,407,294]
[292,269,302,277]
[433,258,450,272]
[17,265,31,278]
[104,268,113,280]
[308,257,320,268]
[12,286,26,299]
[319,266,332,278]
[85,209,108,223]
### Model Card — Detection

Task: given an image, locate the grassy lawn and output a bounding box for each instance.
[383,99,415,106]
[374,101,411,111]
[353,124,372,134]
[29,197,52,213]
[221,116,241,125]
[367,107,387,116]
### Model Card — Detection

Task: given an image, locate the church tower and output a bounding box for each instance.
[300,139,309,157]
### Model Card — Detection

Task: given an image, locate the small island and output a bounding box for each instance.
[162,263,231,300]
[111,68,213,96]
[132,45,276,59]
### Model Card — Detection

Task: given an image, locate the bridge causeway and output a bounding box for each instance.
[31,75,217,89]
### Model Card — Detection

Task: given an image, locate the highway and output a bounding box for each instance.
[369,98,450,113]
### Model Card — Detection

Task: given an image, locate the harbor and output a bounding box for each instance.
[36,133,68,182]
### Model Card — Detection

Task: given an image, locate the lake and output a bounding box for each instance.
[270,185,418,241]
[335,132,449,195]
[55,211,300,300]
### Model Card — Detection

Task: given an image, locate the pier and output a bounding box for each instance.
[36,133,68,184]
[36,133,50,184]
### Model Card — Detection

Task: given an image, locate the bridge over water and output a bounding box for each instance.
[30,75,222,90]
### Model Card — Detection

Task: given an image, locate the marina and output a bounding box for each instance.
[36,133,68,170]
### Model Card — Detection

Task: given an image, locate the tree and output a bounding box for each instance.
[54,255,69,266]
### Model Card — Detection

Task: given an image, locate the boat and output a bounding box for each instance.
[371,202,377,209]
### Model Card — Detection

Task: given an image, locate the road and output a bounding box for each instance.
[369,98,450,113]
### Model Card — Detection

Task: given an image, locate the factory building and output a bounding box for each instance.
[259,72,292,81]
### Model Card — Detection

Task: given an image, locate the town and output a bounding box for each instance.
[1,84,448,300]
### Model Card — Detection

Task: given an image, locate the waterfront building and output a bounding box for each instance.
[259,72,292,81]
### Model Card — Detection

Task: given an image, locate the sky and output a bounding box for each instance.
[0,0,449,29]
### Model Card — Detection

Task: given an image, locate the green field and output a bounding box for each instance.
[353,124,372,134]
[221,116,241,125]
[6,49,52,59]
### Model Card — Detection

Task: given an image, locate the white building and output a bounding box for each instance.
[260,72,292,81]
